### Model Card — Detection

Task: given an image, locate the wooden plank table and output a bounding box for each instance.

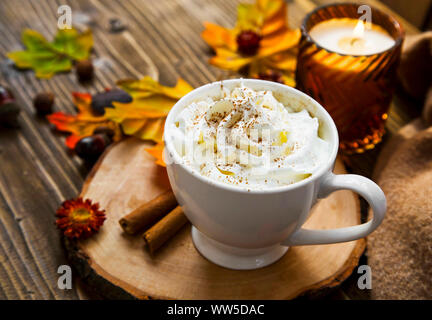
[0,0,420,300]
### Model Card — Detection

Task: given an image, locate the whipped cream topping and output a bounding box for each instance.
[170,85,330,189]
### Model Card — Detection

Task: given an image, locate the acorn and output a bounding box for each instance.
[0,85,20,128]
[76,59,94,82]
[74,134,111,161]
[91,89,132,115]
[33,92,55,115]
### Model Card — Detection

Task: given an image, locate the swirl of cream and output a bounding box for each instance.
[171,85,330,189]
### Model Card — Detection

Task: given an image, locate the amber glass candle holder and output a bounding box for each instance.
[296,3,404,154]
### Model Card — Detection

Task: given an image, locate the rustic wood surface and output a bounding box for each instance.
[0,0,420,300]
[73,138,364,300]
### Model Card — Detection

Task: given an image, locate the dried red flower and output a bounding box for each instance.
[257,70,284,84]
[55,198,106,239]
[236,30,261,56]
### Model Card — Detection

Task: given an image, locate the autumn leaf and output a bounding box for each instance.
[47,92,121,149]
[236,0,286,34]
[146,141,166,167]
[201,22,237,52]
[7,28,93,79]
[105,77,193,143]
[117,76,193,101]
[201,0,300,85]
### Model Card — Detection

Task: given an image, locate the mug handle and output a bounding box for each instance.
[282,173,386,246]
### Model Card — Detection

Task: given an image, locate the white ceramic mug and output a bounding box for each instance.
[164,79,386,270]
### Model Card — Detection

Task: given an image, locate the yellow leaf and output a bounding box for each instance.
[136,118,165,142]
[106,77,193,143]
[236,0,286,35]
[257,0,283,15]
[210,48,254,71]
[117,76,193,100]
[236,4,261,31]
[120,119,148,135]
[106,102,168,121]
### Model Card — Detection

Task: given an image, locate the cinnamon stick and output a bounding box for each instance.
[119,190,177,235]
[143,206,189,255]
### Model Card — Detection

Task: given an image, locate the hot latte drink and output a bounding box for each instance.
[170,84,330,189]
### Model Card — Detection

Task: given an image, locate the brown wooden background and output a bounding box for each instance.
[0,0,420,300]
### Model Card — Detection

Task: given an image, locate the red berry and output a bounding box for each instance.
[33,92,54,115]
[75,134,110,161]
[236,30,261,56]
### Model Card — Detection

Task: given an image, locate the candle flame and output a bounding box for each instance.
[353,20,365,38]
[338,20,368,54]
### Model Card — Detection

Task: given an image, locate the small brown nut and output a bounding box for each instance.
[76,59,94,82]
[33,92,55,115]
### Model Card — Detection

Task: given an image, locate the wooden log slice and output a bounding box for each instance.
[65,138,365,299]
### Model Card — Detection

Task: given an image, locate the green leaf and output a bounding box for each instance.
[7,28,93,79]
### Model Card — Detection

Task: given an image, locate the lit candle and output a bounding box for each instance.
[309,18,395,56]
[296,3,404,154]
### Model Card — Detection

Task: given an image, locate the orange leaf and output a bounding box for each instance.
[280,73,296,87]
[258,28,301,57]
[202,0,300,82]
[47,93,121,149]
[146,141,165,167]
[66,135,82,150]
[72,92,93,115]
[201,22,237,51]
